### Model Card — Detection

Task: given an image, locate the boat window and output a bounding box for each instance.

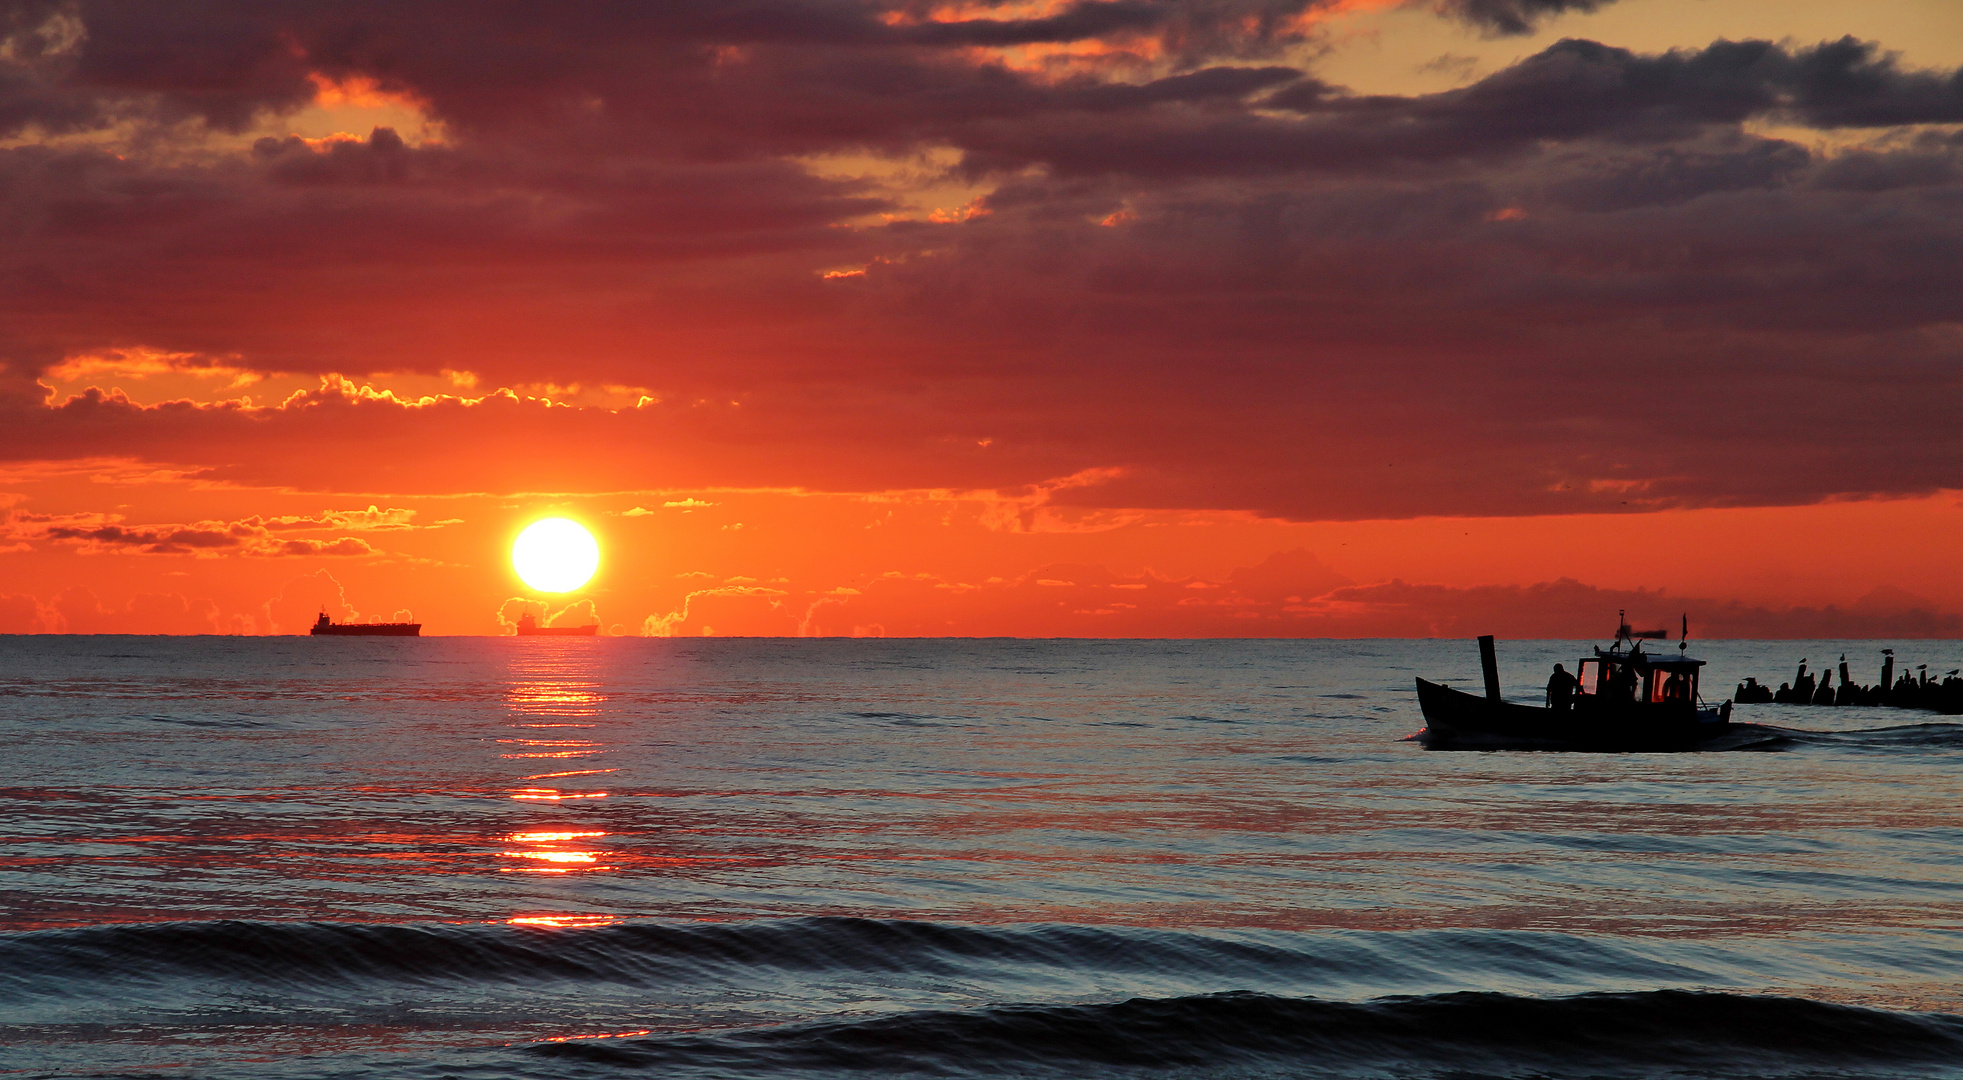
[1651,668,1695,705]
[1577,658,1600,695]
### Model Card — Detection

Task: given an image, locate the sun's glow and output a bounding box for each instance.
[512,518,600,592]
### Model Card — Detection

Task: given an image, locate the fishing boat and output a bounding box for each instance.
[310,612,420,636]
[515,612,598,636]
[1415,615,1736,751]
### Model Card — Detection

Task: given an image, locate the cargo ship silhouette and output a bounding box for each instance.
[515,612,598,636]
[310,612,420,636]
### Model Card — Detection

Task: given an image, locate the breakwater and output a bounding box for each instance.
[1734,651,1963,713]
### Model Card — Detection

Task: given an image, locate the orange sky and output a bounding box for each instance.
[3,1,1962,636]
[5,451,1961,636]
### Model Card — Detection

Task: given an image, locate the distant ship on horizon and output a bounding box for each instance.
[515,612,598,636]
[310,612,421,637]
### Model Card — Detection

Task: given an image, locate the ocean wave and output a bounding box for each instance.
[0,918,1715,999]
[522,990,1963,1077]
[6,922,1963,1078]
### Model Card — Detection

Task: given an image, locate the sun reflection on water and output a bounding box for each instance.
[507,831,607,843]
[499,849,611,872]
[504,684,604,718]
[500,642,616,892]
[506,914,621,929]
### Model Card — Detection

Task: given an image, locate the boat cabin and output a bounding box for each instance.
[1576,649,1704,707]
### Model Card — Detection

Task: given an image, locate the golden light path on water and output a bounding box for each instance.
[501,642,614,901]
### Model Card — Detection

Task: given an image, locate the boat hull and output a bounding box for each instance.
[311,624,421,636]
[517,625,598,636]
[1415,678,1730,751]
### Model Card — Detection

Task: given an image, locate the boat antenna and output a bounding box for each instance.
[1679,612,1688,654]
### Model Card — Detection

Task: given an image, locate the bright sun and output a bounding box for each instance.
[512,518,600,593]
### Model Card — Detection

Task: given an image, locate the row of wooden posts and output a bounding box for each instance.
[1734,651,1963,714]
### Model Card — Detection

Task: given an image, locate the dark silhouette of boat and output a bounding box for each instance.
[1416,616,1738,751]
[310,612,420,636]
[515,612,598,636]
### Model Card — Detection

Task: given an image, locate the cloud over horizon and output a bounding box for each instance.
[1,3,1959,523]
[0,2,1960,637]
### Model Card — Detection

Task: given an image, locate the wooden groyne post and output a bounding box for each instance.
[1478,635,1502,703]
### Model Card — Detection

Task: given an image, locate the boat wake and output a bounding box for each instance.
[1414,721,1791,752]
[1754,721,1963,752]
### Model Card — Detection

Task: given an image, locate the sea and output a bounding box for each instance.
[1,636,1960,1079]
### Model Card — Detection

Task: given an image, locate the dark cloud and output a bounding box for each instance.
[1262,37,1963,159]
[940,38,1963,180]
[5,4,1956,172]
[41,522,242,554]
[264,537,375,557]
[1070,65,1306,109]
[897,1,1183,47]
[0,0,316,136]
[8,507,383,556]
[1,4,1961,521]
[0,0,1336,140]
[1545,138,1811,211]
[1812,148,1959,192]
[1437,0,1613,38]
[253,127,411,186]
[1784,35,1963,128]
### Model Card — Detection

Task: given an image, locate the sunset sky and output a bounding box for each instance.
[3,0,1961,636]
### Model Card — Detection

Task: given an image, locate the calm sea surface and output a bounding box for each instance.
[2,636,1960,1078]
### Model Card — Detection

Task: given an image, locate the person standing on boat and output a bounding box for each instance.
[1663,671,1690,705]
[1547,664,1578,712]
[1608,661,1639,702]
